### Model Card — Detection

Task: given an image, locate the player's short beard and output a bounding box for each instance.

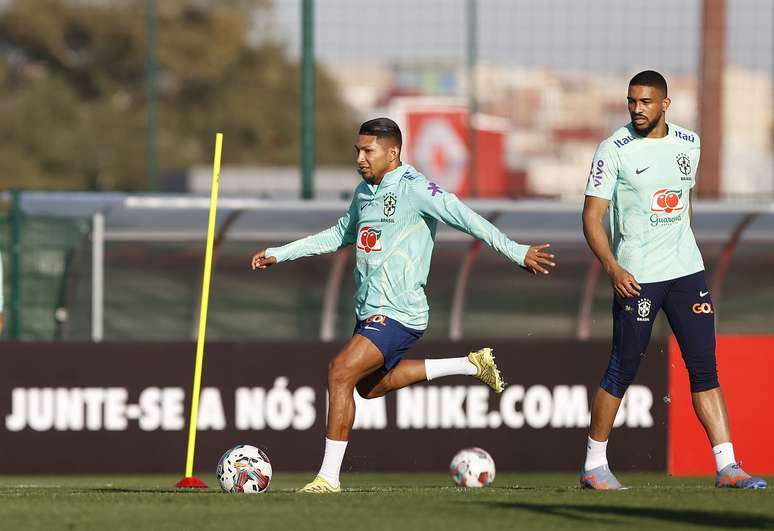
[632,114,657,136]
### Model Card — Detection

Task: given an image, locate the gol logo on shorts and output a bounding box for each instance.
[692,302,714,314]
[366,315,386,324]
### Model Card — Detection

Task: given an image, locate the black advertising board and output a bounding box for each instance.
[0,340,668,473]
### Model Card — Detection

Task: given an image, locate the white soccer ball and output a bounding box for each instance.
[449,447,496,488]
[216,444,273,494]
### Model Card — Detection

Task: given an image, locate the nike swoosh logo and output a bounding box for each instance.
[635,167,650,174]
[363,326,380,331]
[700,290,709,297]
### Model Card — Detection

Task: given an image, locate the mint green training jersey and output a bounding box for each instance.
[266,164,529,330]
[585,122,704,283]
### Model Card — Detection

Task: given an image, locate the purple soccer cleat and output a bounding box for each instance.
[580,464,623,490]
[715,463,767,489]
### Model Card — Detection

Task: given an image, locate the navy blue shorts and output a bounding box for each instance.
[353,315,424,398]
[353,315,424,371]
[601,270,718,398]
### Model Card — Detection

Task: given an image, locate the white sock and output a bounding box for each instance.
[424,357,477,381]
[317,438,348,487]
[713,442,736,472]
[584,436,608,471]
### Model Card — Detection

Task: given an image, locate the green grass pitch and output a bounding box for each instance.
[0,473,771,530]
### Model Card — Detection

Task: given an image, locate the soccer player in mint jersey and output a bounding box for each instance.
[251,117,556,493]
[580,71,766,490]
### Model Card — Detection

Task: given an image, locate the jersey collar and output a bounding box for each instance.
[370,163,406,192]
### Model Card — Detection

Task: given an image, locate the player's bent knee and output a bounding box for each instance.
[355,370,386,399]
[355,381,373,399]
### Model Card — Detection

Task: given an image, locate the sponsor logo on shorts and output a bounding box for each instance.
[637,298,652,322]
[650,188,686,227]
[692,302,714,314]
[589,159,605,187]
[357,226,383,253]
[676,153,691,176]
[366,315,387,325]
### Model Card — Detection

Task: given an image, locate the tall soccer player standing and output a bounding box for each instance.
[580,70,766,490]
[252,117,556,493]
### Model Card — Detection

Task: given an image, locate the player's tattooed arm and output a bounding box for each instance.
[582,196,641,297]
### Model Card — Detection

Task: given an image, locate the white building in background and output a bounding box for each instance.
[323,62,771,199]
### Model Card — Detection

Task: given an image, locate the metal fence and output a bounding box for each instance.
[2,192,773,341]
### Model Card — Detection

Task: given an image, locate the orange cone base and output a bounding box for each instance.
[176,476,208,488]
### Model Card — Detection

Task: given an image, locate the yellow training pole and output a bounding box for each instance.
[177,133,222,488]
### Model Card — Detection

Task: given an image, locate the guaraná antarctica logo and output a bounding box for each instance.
[357,226,383,253]
[650,188,685,227]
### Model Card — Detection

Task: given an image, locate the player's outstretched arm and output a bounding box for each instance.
[250,196,359,269]
[408,180,555,274]
[582,195,640,297]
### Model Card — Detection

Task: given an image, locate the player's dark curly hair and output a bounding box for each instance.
[359,117,402,148]
[629,70,668,96]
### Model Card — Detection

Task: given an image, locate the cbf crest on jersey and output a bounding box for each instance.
[383,192,397,217]
[676,153,691,176]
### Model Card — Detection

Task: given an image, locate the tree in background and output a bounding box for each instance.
[0,0,357,190]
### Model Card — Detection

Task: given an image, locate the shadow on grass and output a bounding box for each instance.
[75,488,222,495]
[78,487,302,496]
[473,501,774,529]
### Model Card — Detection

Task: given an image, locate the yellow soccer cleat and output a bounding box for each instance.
[298,475,341,494]
[468,347,505,394]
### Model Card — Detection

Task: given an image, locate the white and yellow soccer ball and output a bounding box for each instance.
[449,447,496,488]
[216,444,273,494]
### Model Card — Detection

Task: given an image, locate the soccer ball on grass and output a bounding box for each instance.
[449,447,496,488]
[216,444,272,493]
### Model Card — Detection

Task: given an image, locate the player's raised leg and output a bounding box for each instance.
[357,347,504,399]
